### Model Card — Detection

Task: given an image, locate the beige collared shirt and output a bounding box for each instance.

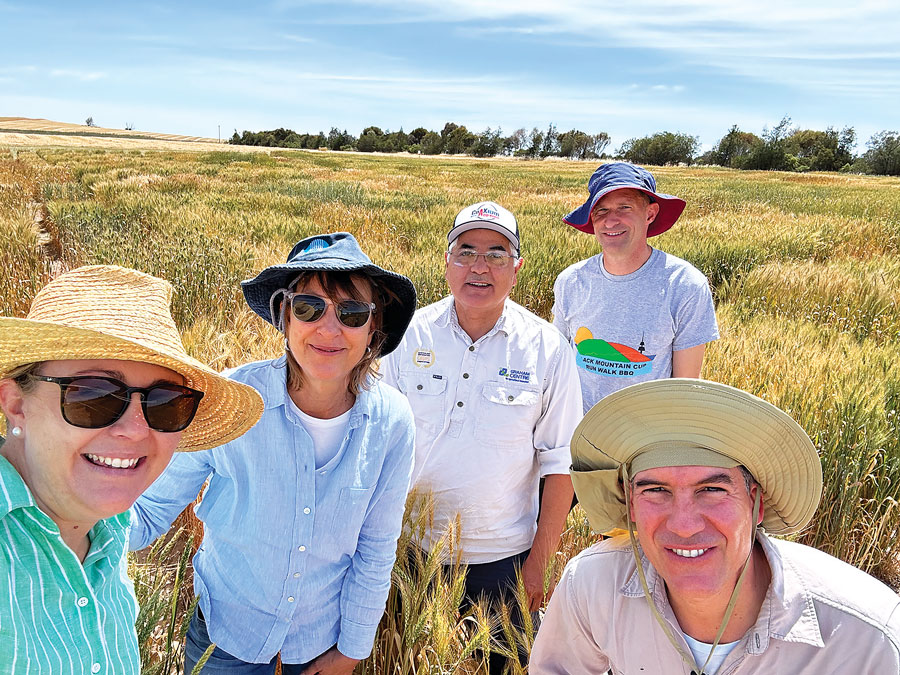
[530,534,900,674]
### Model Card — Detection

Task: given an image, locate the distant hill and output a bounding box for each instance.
[0,117,221,144]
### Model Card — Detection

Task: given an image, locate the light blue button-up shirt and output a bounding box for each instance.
[129,357,415,664]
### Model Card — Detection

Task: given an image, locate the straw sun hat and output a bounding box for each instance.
[570,378,823,536]
[0,265,263,451]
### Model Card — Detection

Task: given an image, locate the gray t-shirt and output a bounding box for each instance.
[552,248,719,412]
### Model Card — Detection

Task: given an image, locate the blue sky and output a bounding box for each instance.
[1,1,897,151]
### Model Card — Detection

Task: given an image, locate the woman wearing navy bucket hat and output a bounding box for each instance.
[130,233,417,674]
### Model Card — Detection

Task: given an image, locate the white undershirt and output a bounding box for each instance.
[290,401,352,469]
[683,634,740,674]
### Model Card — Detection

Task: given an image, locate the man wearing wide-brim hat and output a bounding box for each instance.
[530,379,900,674]
[552,162,719,412]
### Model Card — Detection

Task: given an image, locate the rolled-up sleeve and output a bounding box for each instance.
[535,337,583,477]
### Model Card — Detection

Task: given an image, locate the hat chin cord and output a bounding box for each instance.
[622,464,761,675]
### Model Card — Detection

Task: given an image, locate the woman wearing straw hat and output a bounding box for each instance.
[0,265,263,674]
[131,232,417,675]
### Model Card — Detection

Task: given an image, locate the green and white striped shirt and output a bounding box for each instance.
[0,456,140,675]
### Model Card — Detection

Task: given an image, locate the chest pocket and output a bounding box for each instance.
[324,485,376,558]
[477,382,541,446]
[398,371,448,434]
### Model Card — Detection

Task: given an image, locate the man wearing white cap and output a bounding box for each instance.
[382,201,582,673]
[554,163,719,411]
[529,379,900,674]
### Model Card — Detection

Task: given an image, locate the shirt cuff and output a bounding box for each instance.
[538,445,571,477]
[337,616,377,661]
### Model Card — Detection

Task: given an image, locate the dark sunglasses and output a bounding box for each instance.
[30,375,204,432]
[285,292,376,329]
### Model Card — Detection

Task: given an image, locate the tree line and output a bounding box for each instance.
[230,123,611,160]
[229,118,900,176]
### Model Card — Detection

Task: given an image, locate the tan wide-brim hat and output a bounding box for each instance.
[570,378,822,536]
[0,265,263,451]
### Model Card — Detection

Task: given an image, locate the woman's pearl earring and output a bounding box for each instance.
[11,426,23,437]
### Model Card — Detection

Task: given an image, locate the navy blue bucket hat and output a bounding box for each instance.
[564,163,686,237]
[241,232,417,356]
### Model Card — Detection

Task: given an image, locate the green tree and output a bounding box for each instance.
[618,131,699,166]
[357,132,378,152]
[864,130,900,175]
[540,123,558,157]
[421,131,443,155]
[785,126,856,172]
[504,128,528,155]
[326,128,356,151]
[743,117,793,170]
[469,127,503,157]
[444,125,475,154]
[408,127,429,145]
[440,122,459,143]
[709,125,763,168]
[527,127,544,158]
[590,132,611,158]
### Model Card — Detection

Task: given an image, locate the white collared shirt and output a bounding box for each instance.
[381,296,583,563]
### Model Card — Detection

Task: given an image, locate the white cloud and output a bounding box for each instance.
[275,0,899,98]
[50,69,106,82]
[280,33,317,44]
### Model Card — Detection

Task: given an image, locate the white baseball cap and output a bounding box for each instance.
[447,201,520,253]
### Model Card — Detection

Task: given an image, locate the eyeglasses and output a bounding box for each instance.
[449,249,518,268]
[285,292,376,329]
[30,375,204,432]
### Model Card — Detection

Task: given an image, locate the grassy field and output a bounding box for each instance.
[2,145,899,672]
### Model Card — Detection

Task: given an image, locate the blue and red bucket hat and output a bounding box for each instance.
[563,163,686,237]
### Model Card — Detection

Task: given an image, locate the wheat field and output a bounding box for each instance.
[2,145,899,673]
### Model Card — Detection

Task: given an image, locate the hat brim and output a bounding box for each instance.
[0,318,263,452]
[563,187,686,237]
[241,261,416,357]
[569,378,822,536]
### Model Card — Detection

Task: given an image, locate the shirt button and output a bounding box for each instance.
[468,345,475,352]
[293,572,301,578]
[462,373,469,379]
[299,545,306,552]
[288,596,295,602]
[507,395,514,401]
[416,384,423,390]
[77,597,89,608]
[456,401,463,408]
[303,507,311,514]
[91,664,101,674]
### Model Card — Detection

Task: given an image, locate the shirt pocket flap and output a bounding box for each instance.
[400,372,448,396]
[481,383,540,406]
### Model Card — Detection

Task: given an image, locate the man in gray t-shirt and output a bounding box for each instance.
[552,163,718,411]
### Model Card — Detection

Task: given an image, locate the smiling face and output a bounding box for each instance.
[628,465,762,605]
[590,188,659,269]
[0,358,183,530]
[283,276,375,391]
[444,228,522,322]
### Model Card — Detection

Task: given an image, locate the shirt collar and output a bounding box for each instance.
[620,533,825,652]
[265,355,372,429]
[751,533,824,650]
[440,297,511,340]
[0,454,37,518]
[1,454,128,565]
